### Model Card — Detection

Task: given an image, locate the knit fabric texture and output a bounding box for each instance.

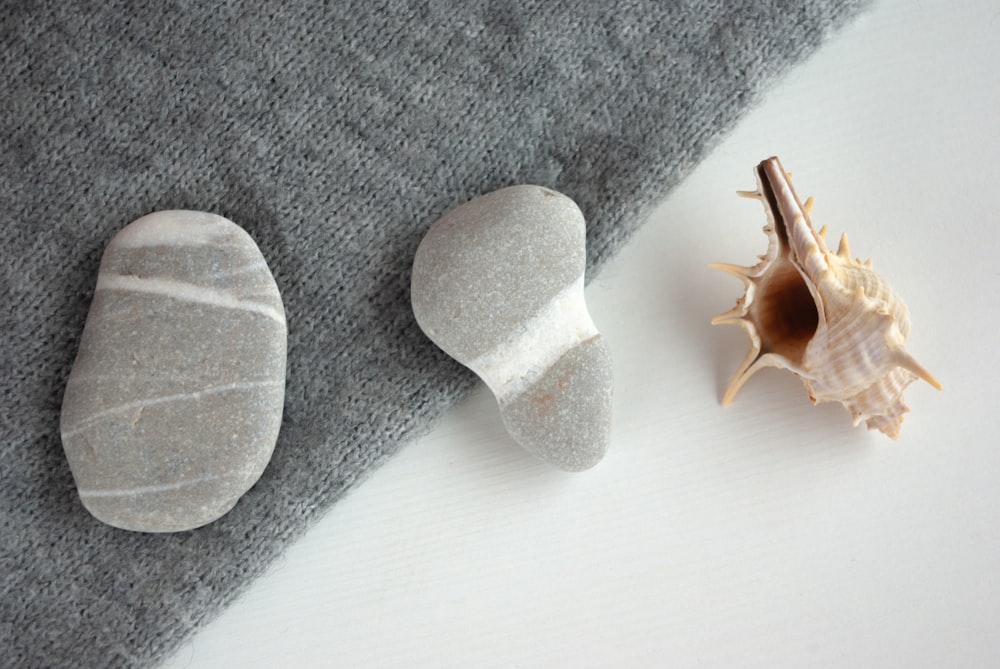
[1,1,869,666]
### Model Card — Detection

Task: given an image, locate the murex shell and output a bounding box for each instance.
[711,156,940,438]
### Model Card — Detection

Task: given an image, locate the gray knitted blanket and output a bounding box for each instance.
[1,2,869,666]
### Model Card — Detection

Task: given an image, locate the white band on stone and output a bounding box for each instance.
[467,273,598,403]
[96,272,287,327]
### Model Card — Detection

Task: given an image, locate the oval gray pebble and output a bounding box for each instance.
[411,185,613,471]
[60,210,287,532]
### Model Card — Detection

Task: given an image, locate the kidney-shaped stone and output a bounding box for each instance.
[411,186,613,471]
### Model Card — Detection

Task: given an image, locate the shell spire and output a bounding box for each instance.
[711,157,940,437]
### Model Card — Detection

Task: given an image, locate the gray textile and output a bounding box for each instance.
[0,1,869,666]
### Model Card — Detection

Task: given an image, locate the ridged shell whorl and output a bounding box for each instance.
[711,157,940,438]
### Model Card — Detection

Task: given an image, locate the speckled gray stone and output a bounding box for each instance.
[60,210,287,532]
[411,185,613,471]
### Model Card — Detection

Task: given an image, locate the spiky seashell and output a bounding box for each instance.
[711,156,940,438]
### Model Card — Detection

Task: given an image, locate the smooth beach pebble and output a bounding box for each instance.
[411,185,613,471]
[60,210,287,532]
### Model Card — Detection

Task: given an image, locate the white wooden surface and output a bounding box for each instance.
[162,1,1000,667]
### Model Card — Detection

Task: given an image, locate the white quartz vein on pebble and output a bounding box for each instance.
[78,473,228,498]
[96,272,286,326]
[211,259,271,279]
[467,274,598,402]
[111,211,229,248]
[62,379,284,439]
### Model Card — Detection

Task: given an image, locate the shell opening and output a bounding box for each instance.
[751,261,818,367]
